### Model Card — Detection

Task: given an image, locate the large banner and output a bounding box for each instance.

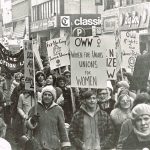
[121,31,140,72]
[0,43,24,73]
[24,40,34,91]
[70,37,107,89]
[46,37,70,70]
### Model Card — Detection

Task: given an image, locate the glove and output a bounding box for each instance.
[30,113,40,125]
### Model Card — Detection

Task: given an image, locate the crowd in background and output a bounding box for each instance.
[0,62,150,150]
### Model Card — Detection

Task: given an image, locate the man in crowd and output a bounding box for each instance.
[69,90,115,150]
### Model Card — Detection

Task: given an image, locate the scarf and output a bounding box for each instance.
[134,127,150,142]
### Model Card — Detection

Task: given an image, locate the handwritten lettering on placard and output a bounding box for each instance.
[70,37,107,88]
[46,37,70,70]
[121,31,140,72]
[24,40,34,91]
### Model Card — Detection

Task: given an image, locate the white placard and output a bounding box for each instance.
[105,35,117,80]
[46,37,70,70]
[121,31,140,72]
[23,40,34,91]
[70,37,107,89]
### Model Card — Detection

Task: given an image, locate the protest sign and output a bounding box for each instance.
[24,40,34,91]
[121,31,140,72]
[105,35,116,80]
[70,37,107,89]
[46,37,70,70]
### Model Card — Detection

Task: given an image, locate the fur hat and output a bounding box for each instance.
[41,85,56,100]
[132,104,150,120]
[0,138,11,150]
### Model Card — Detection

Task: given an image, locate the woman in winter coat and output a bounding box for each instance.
[110,93,132,144]
[26,85,71,150]
[122,103,150,150]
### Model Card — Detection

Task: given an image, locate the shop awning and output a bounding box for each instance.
[13,21,25,38]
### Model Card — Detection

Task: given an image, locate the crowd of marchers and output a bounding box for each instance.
[0,65,150,150]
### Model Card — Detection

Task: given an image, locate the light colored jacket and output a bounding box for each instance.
[17,93,35,119]
[27,102,70,150]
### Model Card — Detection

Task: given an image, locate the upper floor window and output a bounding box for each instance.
[32,0,54,21]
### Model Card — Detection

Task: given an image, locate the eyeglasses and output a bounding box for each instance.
[99,93,108,95]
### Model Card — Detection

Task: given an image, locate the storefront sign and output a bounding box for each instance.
[31,16,57,32]
[73,27,86,37]
[70,37,107,89]
[103,16,116,33]
[119,3,150,30]
[60,14,102,27]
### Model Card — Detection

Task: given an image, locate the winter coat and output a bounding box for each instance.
[98,98,115,114]
[17,93,35,119]
[27,102,70,150]
[69,104,115,150]
[10,84,25,118]
[122,130,150,150]
[10,80,19,96]
[110,108,131,143]
[117,119,133,149]
[132,52,150,91]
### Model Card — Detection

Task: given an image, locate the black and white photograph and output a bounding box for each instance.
[0,0,150,149]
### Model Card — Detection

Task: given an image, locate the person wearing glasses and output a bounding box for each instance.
[97,88,115,115]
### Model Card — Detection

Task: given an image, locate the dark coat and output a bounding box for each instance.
[10,84,25,118]
[69,105,115,150]
[122,131,150,150]
[132,52,150,91]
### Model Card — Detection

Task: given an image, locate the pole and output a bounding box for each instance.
[33,46,37,115]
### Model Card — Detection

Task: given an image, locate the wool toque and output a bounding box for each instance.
[132,103,150,120]
[41,85,56,100]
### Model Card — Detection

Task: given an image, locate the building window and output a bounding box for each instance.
[32,1,54,21]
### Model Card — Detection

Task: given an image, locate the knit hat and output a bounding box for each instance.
[41,85,56,100]
[132,104,150,120]
[63,70,71,75]
[0,138,11,150]
[35,71,46,82]
[117,81,129,89]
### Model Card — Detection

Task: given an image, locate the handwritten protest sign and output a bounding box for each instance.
[24,40,34,91]
[46,37,70,70]
[121,31,140,72]
[70,37,107,89]
[104,35,116,80]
